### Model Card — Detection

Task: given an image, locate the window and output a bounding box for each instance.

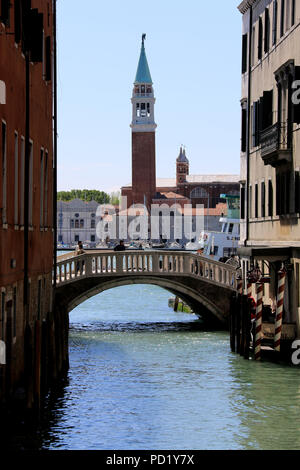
[280,0,285,37]
[44,151,48,227]
[40,149,44,227]
[70,219,74,229]
[13,287,17,338]
[273,0,278,45]
[268,179,274,216]
[276,171,290,215]
[147,103,150,117]
[251,101,260,147]
[75,219,79,229]
[20,137,25,225]
[14,0,21,43]
[1,291,5,341]
[261,181,266,217]
[136,103,140,117]
[1,121,7,225]
[241,186,245,220]
[91,219,96,229]
[291,0,295,26]
[75,235,79,242]
[45,36,51,81]
[261,90,273,130]
[28,142,33,226]
[264,8,270,53]
[251,26,256,66]
[242,34,248,74]
[295,171,300,213]
[38,280,42,320]
[190,187,209,198]
[249,186,253,218]
[91,235,95,242]
[58,235,63,242]
[14,132,18,226]
[241,107,247,152]
[0,0,10,26]
[229,224,234,233]
[255,183,258,218]
[258,17,263,60]
[80,219,84,228]
[141,103,146,117]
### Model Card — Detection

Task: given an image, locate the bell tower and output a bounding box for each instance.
[131,34,157,207]
[176,146,189,186]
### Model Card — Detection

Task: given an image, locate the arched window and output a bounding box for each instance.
[190,187,209,199]
[91,219,96,229]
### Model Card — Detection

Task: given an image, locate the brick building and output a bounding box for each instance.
[0,1,62,410]
[121,37,240,212]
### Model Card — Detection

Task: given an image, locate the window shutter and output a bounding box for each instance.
[242,34,248,74]
[258,17,263,60]
[241,108,247,152]
[257,99,263,145]
[14,0,21,43]
[264,8,270,54]
[280,0,285,37]
[0,0,10,26]
[261,182,266,217]
[276,173,281,215]
[295,171,300,213]
[262,90,273,129]
[29,9,44,63]
[268,180,273,217]
[293,67,300,124]
[45,36,51,81]
[272,0,278,45]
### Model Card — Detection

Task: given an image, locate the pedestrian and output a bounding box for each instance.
[114,240,126,251]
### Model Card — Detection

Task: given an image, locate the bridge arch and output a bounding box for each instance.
[55,251,237,327]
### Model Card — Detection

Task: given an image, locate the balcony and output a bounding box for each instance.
[260,122,292,167]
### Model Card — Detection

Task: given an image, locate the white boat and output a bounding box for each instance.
[186,194,240,261]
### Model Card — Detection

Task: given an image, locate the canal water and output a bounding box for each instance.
[4,284,300,450]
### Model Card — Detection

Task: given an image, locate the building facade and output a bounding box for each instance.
[238,0,300,333]
[57,199,102,247]
[0,1,60,410]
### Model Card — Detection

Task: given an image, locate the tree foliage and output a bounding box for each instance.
[57,189,111,204]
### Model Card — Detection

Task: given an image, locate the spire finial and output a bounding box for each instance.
[142,33,146,47]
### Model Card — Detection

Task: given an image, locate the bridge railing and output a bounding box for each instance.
[55,250,238,291]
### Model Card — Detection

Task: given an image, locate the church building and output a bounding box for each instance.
[121,36,240,211]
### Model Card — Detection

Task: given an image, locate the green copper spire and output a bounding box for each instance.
[134,34,153,84]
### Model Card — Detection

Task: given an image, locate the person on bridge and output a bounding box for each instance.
[114,240,126,251]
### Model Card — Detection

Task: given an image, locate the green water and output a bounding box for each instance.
[4,284,300,450]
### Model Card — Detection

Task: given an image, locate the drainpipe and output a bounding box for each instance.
[24,50,30,314]
[53,0,57,288]
[245,6,253,248]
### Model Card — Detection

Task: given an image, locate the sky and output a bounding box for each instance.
[56,0,243,194]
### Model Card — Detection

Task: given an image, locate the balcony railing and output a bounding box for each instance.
[260,122,292,167]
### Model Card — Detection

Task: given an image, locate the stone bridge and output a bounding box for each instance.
[55,250,238,326]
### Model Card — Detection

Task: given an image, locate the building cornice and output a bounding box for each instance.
[237,0,257,14]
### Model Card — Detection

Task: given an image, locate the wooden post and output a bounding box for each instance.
[254,283,263,361]
[274,269,287,353]
[240,295,245,357]
[230,294,236,353]
[244,297,252,360]
[236,297,241,355]
[174,296,179,312]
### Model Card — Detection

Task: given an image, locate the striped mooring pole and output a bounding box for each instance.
[247,282,252,299]
[237,279,243,296]
[274,269,287,352]
[254,283,264,361]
